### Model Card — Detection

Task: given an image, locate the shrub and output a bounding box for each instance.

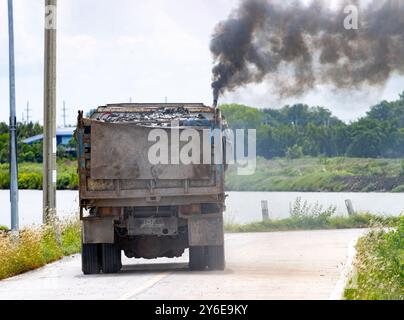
[392,185,404,193]
[18,172,42,189]
[289,197,336,228]
[286,145,304,160]
[57,174,70,190]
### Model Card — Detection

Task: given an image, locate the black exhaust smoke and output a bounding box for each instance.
[211,0,404,100]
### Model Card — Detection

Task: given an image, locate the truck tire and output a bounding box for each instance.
[101,243,122,274]
[82,243,101,275]
[206,245,225,271]
[189,246,206,271]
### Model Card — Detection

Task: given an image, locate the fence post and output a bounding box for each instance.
[345,199,355,216]
[261,200,269,221]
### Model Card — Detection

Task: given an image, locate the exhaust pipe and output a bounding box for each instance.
[213,98,218,108]
[213,90,219,108]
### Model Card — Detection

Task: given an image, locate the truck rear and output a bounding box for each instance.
[75,103,227,274]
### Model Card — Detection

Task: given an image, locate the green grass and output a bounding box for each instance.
[0,160,78,190]
[225,213,398,233]
[226,157,404,192]
[344,216,404,300]
[0,218,81,281]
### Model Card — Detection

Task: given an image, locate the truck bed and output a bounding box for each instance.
[76,103,225,210]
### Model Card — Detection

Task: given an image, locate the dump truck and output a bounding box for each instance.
[75,103,227,274]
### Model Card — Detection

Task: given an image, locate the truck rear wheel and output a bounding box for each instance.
[206,245,225,271]
[189,246,206,271]
[82,243,101,275]
[101,243,122,274]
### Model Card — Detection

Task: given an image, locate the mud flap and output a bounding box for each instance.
[188,214,224,246]
[82,217,115,244]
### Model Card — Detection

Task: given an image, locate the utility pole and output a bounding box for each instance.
[43,0,57,224]
[8,0,19,231]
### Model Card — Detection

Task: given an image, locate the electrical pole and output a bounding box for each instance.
[43,0,57,224]
[8,0,19,231]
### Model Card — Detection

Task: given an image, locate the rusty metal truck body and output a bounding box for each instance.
[76,103,226,274]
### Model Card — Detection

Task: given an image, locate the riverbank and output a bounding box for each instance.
[226,157,404,192]
[1,157,404,192]
[344,216,403,300]
[0,158,404,192]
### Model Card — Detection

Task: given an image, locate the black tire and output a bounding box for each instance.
[189,246,207,271]
[101,243,122,274]
[82,243,101,275]
[206,245,225,271]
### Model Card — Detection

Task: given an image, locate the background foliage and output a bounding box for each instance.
[221,92,404,159]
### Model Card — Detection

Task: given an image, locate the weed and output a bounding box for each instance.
[0,218,81,281]
[344,216,404,300]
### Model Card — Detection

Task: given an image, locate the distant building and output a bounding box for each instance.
[22,127,76,146]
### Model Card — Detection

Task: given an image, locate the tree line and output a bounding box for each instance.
[220,92,404,159]
[0,92,403,163]
[0,122,76,163]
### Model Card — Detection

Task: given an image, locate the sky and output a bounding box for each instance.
[0,0,403,126]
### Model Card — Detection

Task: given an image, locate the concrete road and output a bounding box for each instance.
[0,229,365,300]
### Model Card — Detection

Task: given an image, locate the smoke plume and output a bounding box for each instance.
[211,0,404,101]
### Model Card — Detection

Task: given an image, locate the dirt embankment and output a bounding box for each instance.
[332,176,404,192]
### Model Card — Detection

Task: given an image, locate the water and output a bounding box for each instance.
[224,192,404,224]
[0,190,402,228]
[0,190,79,228]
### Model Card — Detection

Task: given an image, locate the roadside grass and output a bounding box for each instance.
[0,218,81,281]
[224,213,398,233]
[344,216,404,300]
